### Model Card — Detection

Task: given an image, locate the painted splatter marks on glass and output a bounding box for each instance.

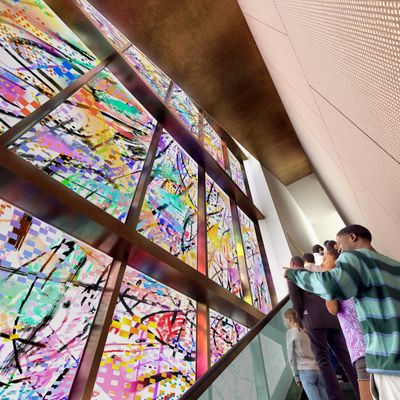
[93,266,196,400]
[209,309,248,365]
[11,69,156,222]
[124,46,171,99]
[74,0,130,49]
[206,175,242,297]
[169,84,199,137]
[0,0,98,135]
[238,208,272,314]
[137,132,198,268]
[227,149,247,194]
[0,199,112,399]
[203,120,224,168]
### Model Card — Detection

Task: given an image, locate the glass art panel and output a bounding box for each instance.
[209,309,248,365]
[137,132,198,268]
[203,120,224,168]
[238,208,272,314]
[169,84,199,137]
[93,266,196,400]
[0,199,112,399]
[0,0,98,135]
[74,0,130,49]
[206,176,242,297]
[11,69,157,222]
[228,149,247,194]
[124,46,171,99]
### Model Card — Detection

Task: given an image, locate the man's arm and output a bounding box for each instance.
[285,252,362,300]
[326,299,339,316]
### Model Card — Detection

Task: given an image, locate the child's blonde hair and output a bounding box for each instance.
[283,308,302,328]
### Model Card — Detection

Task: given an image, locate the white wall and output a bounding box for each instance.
[237,0,400,260]
[244,155,319,301]
[287,173,345,243]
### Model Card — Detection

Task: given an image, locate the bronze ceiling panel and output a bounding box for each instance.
[90,0,312,184]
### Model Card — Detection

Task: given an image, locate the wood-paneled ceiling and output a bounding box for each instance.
[90,0,312,184]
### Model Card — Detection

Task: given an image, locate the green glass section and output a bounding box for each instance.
[199,301,293,400]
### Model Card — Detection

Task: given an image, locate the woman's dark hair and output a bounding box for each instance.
[312,244,323,253]
[303,253,315,263]
[325,248,340,260]
[325,240,337,252]
[337,224,372,242]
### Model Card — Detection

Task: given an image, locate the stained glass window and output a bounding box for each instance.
[238,208,272,314]
[203,120,225,168]
[209,309,248,365]
[124,46,172,99]
[228,149,247,194]
[74,0,130,50]
[169,84,200,137]
[0,0,98,135]
[137,131,198,268]
[11,69,157,222]
[0,199,112,399]
[93,266,196,400]
[206,175,242,297]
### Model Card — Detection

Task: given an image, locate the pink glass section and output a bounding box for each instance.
[209,309,248,365]
[238,208,272,314]
[206,175,243,298]
[0,0,98,135]
[0,199,112,399]
[228,149,247,194]
[93,266,196,400]
[203,120,224,168]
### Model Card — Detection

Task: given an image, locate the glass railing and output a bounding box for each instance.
[182,297,298,400]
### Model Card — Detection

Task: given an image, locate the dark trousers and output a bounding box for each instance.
[307,328,360,400]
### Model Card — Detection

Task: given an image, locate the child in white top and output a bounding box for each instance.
[284,308,328,400]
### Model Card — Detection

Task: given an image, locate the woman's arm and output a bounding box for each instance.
[326,299,339,315]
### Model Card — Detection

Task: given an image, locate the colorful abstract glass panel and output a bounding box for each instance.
[0,0,98,135]
[169,84,199,137]
[11,69,156,222]
[124,46,171,99]
[137,132,198,268]
[206,175,242,297]
[238,208,272,314]
[209,309,248,365]
[0,199,112,399]
[228,149,247,194]
[203,120,224,168]
[93,266,196,400]
[74,0,130,49]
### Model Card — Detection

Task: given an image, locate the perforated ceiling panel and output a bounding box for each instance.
[275,0,400,162]
[239,0,400,259]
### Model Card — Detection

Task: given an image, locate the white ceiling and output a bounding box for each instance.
[237,0,400,259]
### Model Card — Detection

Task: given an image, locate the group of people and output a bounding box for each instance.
[283,225,400,400]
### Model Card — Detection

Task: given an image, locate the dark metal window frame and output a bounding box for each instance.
[0,1,278,398]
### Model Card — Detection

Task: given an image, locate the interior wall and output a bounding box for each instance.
[237,0,400,260]
[287,173,345,244]
[244,155,319,301]
[262,168,319,255]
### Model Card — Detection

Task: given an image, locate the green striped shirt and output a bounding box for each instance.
[286,248,400,375]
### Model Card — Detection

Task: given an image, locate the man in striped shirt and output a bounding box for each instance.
[285,225,400,400]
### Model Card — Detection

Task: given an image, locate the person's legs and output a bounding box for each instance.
[298,370,321,400]
[308,328,344,400]
[371,374,400,400]
[328,328,360,399]
[354,357,372,400]
[315,370,329,400]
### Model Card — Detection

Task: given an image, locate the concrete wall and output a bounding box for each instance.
[244,155,320,301]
